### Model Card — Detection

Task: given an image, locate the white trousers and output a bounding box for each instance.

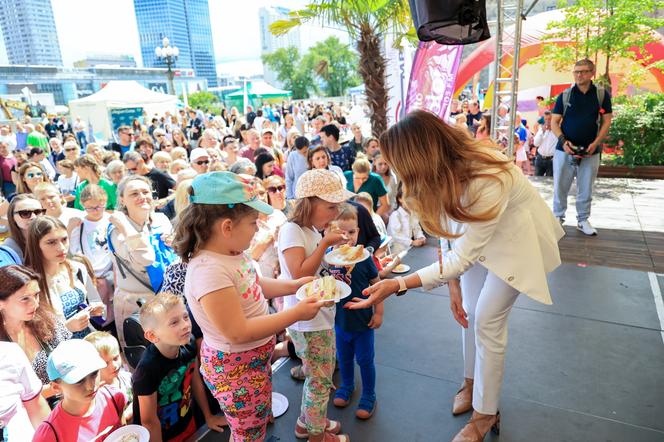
[460,263,520,414]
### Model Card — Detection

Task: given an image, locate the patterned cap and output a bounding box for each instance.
[295,169,355,203]
[190,171,273,214]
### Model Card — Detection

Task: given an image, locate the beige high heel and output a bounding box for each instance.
[452,378,474,415]
[451,410,500,442]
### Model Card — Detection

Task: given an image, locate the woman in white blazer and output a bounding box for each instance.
[349,110,565,442]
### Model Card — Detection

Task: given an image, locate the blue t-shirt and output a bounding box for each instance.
[328,144,356,172]
[324,255,378,332]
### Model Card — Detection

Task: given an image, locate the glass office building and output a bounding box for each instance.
[134,0,217,87]
[0,0,63,66]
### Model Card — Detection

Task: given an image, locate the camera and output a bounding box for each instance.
[571,145,588,156]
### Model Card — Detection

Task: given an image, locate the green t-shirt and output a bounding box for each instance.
[344,171,387,211]
[74,178,117,210]
[26,131,49,153]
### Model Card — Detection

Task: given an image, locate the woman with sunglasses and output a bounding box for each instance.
[0,195,46,265]
[24,216,103,339]
[0,265,72,407]
[72,155,117,211]
[16,162,50,195]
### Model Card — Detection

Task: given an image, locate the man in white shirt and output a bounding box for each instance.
[0,125,17,151]
[533,110,557,177]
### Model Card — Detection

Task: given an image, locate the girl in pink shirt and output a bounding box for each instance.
[175,171,326,442]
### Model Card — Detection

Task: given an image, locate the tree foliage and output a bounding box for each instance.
[262,47,318,99]
[536,0,664,90]
[303,37,362,97]
[185,91,222,114]
[269,0,414,136]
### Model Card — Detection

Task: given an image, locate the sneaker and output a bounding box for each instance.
[556,217,564,225]
[577,220,597,236]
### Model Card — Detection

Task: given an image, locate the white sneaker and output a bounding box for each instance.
[577,220,597,236]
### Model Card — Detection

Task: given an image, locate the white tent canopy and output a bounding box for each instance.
[69,80,177,141]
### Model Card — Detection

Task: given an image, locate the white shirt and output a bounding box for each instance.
[70,214,113,276]
[388,206,425,255]
[277,222,336,332]
[56,173,79,196]
[0,342,42,440]
[534,127,558,157]
[0,134,17,151]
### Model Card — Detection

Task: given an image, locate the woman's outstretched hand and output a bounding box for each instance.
[449,279,468,328]
[345,279,400,310]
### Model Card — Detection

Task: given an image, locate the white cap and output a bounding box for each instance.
[46,339,106,383]
[190,148,209,163]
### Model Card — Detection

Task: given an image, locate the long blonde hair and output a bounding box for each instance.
[379,110,512,239]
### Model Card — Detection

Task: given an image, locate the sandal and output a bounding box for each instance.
[295,418,342,439]
[290,365,305,381]
[355,397,377,420]
[333,386,353,408]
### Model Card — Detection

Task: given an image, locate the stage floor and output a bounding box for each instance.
[197,238,664,442]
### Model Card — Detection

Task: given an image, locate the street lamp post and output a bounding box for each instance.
[155,37,179,96]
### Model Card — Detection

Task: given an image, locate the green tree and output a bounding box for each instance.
[270,0,414,136]
[186,91,222,113]
[536,0,664,91]
[262,47,318,99]
[304,36,362,97]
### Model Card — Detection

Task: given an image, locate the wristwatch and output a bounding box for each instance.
[395,276,408,296]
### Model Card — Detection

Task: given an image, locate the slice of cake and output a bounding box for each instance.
[305,276,338,300]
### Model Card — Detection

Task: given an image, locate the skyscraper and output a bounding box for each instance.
[134,0,217,88]
[259,6,301,86]
[0,0,63,66]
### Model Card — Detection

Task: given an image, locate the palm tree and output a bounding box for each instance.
[269,0,413,137]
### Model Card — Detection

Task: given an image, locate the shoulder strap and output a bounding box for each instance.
[596,86,605,127]
[44,420,60,442]
[102,385,121,419]
[562,87,572,118]
[79,223,84,252]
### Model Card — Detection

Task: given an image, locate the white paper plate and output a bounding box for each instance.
[324,247,371,266]
[105,425,149,442]
[379,235,392,249]
[391,264,411,274]
[272,392,289,418]
[295,279,352,303]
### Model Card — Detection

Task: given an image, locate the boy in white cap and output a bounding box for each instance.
[32,339,127,442]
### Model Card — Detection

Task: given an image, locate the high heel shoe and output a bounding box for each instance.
[452,379,474,415]
[451,410,500,442]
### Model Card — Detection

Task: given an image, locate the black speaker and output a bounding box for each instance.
[409,0,491,45]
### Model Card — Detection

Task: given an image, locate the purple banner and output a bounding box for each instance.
[405,42,463,119]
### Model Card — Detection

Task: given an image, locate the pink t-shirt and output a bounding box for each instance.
[32,386,126,442]
[185,250,270,353]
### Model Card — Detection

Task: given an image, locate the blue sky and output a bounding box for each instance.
[0,0,349,76]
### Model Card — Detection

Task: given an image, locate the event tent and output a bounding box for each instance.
[68,81,177,141]
[225,81,292,110]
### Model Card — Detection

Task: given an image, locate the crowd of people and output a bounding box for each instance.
[0,58,610,442]
[0,100,429,442]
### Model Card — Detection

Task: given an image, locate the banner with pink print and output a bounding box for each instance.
[405,42,463,120]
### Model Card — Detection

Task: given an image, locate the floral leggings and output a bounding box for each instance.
[200,338,275,442]
[289,328,336,435]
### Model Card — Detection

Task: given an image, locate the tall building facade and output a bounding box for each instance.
[134,0,217,87]
[259,6,301,86]
[0,0,62,66]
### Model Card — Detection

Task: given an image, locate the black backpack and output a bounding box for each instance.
[123,298,149,369]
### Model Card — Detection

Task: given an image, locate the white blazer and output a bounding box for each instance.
[416,155,565,305]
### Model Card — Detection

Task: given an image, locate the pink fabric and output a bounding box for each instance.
[200,338,275,442]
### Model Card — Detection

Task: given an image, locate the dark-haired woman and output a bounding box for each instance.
[0,195,46,265]
[0,265,72,403]
[24,216,102,339]
[350,110,564,441]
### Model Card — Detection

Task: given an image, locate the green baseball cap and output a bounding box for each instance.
[190,172,273,215]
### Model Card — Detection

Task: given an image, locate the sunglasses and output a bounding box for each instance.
[267,185,285,193]
[25,172,43,179]
[16,209,46,219]
[195,160,210,166]
[64,147,77,152]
